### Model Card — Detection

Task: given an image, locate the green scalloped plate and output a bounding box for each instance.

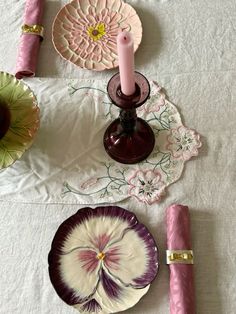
[0,72,39,169]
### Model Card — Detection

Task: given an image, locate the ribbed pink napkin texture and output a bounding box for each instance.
[15,0,44,79]
[166,204,195,314]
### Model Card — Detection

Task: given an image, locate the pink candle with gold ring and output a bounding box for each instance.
[116,31,136,96]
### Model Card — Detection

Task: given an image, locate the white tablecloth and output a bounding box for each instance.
[0,0,236,313]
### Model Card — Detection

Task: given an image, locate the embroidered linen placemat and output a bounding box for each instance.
[0,78,201,204]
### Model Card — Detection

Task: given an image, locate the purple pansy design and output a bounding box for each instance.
[48,206,158,313]
[128,170,166,204]
[166,126,202,161]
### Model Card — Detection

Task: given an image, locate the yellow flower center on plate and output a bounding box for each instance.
[87,23,106,41]
[97,252,106,260]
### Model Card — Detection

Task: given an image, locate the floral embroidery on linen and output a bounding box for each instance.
[63,81,201,204]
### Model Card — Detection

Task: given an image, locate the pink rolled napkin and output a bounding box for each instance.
[15,0,44,79]
[166,204,195,314]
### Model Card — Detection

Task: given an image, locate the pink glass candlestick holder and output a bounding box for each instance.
[103,71,155,164]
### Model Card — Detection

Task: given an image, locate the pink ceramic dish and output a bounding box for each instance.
[52,0,142,71]
[48,206,159,313]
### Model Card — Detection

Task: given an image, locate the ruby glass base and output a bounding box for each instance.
[104,117,155,164]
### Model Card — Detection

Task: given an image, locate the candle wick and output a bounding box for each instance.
[124,36,127,40]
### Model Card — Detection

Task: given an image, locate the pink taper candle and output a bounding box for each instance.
[166,204,195,314]
[116,31,136,96]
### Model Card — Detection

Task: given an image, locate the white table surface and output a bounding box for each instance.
[0,0,236,313]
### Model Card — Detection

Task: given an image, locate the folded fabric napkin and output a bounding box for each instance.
[15,0,44,79]
[166,204,195,314]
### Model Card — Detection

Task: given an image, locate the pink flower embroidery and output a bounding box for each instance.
[166,126,201,161]
[80,177,98,189]
[137,81,165,114]
[128,170,165,204]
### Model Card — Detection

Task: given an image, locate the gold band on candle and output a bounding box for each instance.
[21,24,44,40]
[166,250,194,264]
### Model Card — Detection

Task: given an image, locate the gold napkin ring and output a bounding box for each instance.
[166,250,194,264]
[21,24,44,41]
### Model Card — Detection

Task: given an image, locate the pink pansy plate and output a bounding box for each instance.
[48,206,159,313]
[52,0,142,71]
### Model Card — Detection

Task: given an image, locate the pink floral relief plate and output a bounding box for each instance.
[48,206,159,313]
[52,0,142,71]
